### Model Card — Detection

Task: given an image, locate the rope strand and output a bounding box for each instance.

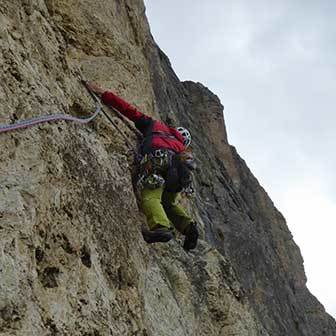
[0,84,102,134]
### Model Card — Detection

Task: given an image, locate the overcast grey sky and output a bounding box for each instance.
[144,0,336,318]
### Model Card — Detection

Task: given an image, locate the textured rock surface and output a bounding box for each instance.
[0,1,335,335]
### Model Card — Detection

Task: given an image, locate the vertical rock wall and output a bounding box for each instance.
[0,1,335,335]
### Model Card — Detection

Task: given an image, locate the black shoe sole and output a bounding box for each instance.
[142,228,173,244]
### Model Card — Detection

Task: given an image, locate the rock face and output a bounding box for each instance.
[0,1,335,335]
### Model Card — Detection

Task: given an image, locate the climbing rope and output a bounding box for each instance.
[0,107,102,133]
[0,82,102,134]
[0,80,141,157]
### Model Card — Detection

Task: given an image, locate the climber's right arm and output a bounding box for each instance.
[86,81,152,133]
[101,91,146,123]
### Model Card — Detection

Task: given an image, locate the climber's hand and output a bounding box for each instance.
[86,81,106,96]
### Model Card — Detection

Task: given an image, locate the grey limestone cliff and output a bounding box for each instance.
[0,1,335,335]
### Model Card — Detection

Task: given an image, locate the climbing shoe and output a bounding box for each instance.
[142,227,174,244]
[183,222,199,251]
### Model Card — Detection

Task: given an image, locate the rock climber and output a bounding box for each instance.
[86,82,199,250]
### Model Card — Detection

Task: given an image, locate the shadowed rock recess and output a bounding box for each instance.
[0,1,335,335]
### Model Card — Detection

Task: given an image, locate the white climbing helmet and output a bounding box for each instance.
[177,127,191,147]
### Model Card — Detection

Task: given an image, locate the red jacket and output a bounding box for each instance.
[102,91,186,154]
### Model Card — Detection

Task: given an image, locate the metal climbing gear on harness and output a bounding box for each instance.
[150,149,172,168]
[182,185,195,198]
[137,149,196,194]
[141,174,166,189]
[137,149,175,189]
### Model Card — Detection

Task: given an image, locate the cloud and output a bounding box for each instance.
[280,179,336,317]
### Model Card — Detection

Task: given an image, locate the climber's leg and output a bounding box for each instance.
[141,187,171,230]
[161,190,192,234]
[141,187,173,243]
[162,190,198,250]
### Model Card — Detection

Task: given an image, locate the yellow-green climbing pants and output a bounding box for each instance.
[141,187,192,233]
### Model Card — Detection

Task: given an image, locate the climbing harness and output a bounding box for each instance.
[136,148,196,196]
[0,82,102,134]
[137,149,174,189]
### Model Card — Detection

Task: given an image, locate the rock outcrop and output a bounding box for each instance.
[0,1,335,335]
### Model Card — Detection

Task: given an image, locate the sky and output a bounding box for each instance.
[144,0,336,319]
